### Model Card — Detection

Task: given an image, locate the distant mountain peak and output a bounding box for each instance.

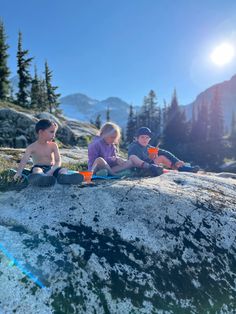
[59,93,130,127]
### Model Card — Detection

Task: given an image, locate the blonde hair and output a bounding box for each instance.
[99,122,121,144]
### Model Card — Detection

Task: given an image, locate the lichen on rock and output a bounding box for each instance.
[0,172,235,313]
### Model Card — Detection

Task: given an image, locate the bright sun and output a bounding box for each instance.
[210,43,235,66]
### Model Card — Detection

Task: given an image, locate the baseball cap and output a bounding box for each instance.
[136,127,152,137]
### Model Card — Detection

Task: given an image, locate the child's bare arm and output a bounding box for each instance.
[14,146,32,180]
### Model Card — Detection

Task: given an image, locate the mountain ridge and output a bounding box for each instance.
[60,93,131,128]
[184,74,236,129]
[10,74,236,129]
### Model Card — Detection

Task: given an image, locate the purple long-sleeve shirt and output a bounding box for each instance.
[88,136,118,170]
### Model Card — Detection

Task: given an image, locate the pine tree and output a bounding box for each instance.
[162,89,189,157]
[208,87,224,141]
[188,102,209,167]
[106,106,110,122]
[16,32,33,108]
[44,61,60,113]
[9,85,15,102]
[229,110,236,157]
[189,104,197,142]
[30,66,40,109]
[207,87,224,169]
[126,104,136,144]
[38,78,48,111]
[197,102,209,143]
[0,20,10,101]
[138,96,149,129]
[161,99,168,136]
[95,114,102,129]
[146,90,161,145]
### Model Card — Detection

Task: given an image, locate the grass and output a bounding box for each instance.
[0,100,36,114]
[0,155,26,191]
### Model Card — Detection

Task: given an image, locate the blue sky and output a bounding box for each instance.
[1,0,236,106]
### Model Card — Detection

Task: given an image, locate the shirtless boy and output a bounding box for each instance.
[14,119,83,186]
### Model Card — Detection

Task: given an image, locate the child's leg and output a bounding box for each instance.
[56,167,83,184]
[156,151,199,172]
[32,167,44,174]
[57,168,67,175]
[129,155,163,176]
[92,157,114,175]
[111,160,133,173]
[29,167,56,186]
[129,155,150,168]
[155,155,173,168]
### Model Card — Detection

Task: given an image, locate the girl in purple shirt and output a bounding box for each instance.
[88,122,133,175]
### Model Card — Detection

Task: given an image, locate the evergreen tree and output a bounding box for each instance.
[188,101,209,167]
[126,104,136,144]
[95,114,102,129]
[120,128,126,149]
[30,68,48,112]
[0,20,11,100]
[38,78,48,111]
[30,66,40,109]
[162,89,189,158]
[197,102,209,143]
[161,99,167,135]
[207,87,224,169]
[136,90,161,145]
[146,90,161,145]
[106,106,110,122]
[9,85,15,103]
[189,104,197,141]
[16,32,33,108]
[208,87,224,141]
[229,110,236,157]
[138,96,149,128]
[44,61,60,113]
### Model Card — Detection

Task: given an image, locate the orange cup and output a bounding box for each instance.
[79,171,93,183]
[148,147,159,160]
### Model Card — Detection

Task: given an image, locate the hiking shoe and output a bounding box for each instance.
[28,174,56,187]
[95,169,109,177]
[57,173,84,185]
[149,164,164,177]
[178,165,200,173]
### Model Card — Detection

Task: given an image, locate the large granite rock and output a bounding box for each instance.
[0,172,235,313]
[0,108,37,147]
[0,108,97,148]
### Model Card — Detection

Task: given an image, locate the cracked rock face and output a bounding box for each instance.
[0,172,236,313]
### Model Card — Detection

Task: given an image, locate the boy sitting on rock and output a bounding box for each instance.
[14,119,84,187]
[128,127,199,176]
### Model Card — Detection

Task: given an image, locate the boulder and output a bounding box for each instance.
[14,135,28,148]
[0,109,37,147]
[0,172,235,313]
[35,112,62,127]
[0,108,97,148]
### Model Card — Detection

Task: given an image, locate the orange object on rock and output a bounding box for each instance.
[79,171,93,183]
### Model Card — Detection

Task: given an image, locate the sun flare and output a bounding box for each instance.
[210,43,235,66]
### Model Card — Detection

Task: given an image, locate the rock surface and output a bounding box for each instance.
[0,172,236,313]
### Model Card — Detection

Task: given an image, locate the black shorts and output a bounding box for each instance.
[30,165,62,178]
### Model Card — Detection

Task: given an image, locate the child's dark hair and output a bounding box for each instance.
[35,119,58,134]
